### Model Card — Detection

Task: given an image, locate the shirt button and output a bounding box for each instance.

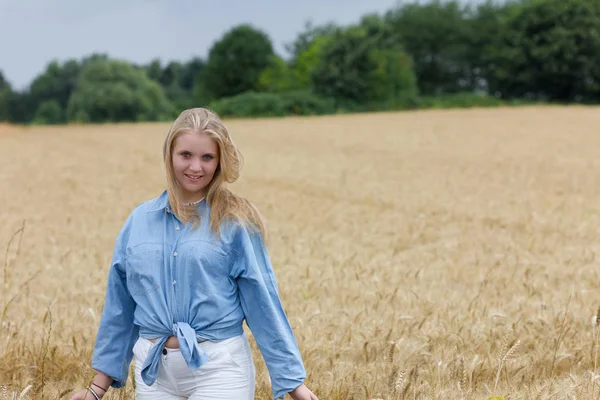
[173,280,176,285]
[173,252,178,257]
[175,226,180,231]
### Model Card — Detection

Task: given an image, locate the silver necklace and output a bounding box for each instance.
[183,197,205,206]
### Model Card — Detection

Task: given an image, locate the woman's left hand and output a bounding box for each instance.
[289,384,318,400]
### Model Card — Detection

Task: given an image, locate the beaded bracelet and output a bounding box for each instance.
[87,386,101,400]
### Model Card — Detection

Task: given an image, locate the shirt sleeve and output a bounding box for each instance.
[232,224,307,400]
[91,214,139,388]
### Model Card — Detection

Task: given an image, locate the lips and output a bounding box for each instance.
[185,174,202,182]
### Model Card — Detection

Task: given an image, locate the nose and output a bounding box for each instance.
[189,157,203,172]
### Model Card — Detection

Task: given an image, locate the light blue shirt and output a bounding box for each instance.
[91,190,306,400]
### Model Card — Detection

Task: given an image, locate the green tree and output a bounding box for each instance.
[367,49,418,104]
[28,59,81,123]
[146,59,162,82]
[311,25,417,105]
[386,0,474,94]
[0,71,11,121]
[179,58,205,92]
[462,0,520,93]
[285,20,337,64]
[487,0,600,101]
[358,13,402,51]
[198,24,274,100]
[160,61,188,108]
[5,92,30,123]
[292,36,327,89]
[144,58,205,109]
[67,58,174,123]
[257,55,294,92]
[160,61,183,88]
[282,21,337,91]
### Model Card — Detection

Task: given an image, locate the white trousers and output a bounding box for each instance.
[132,333,256,399]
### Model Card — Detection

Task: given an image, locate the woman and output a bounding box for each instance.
[71,108,318,400]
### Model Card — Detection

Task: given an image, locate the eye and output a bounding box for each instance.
[181,152,191,158]
[203,155,214,160]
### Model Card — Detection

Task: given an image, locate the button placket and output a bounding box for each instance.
[164,209,182,324]
[168,212,185,325]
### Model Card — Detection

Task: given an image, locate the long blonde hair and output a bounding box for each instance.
[162,108,266,239]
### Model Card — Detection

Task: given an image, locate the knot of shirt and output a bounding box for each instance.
[140,322,210,386]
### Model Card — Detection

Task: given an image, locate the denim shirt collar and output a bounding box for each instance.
[145,190,170,212]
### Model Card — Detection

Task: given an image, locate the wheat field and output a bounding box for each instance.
[2,106,600,399]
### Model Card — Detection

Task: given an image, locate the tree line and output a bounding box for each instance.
[0,0,599,124]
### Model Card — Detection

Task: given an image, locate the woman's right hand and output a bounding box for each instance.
[70,372,112,400]
[69,389,102,400]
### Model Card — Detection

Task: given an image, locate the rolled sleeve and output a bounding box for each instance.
[232,225,306,400]
[91,215,139,388]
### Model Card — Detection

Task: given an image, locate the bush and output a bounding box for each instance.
[344,92,506,113]
[209,91,336,118]
[279,91,336,115]
[415,92,504,109]
[32,100,63,125]
[209,92,284,117]
[209,90,541,119]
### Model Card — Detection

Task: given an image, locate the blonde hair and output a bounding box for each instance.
[162,108,266,239]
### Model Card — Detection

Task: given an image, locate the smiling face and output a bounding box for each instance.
[171,130,220,203]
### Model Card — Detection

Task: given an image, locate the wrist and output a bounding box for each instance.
[91,382,108,394]
[86,386,103,400]
[291,383,305,392]
[88,377,110,399]
[92,371,113,387]
[91,371,113,395]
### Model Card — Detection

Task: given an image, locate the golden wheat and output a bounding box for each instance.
[2,106,600,399]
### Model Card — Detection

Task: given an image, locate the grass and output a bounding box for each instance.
[2,105,600,399]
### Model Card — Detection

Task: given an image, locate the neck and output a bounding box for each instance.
[184,197,204,206]
[181,191,206,205]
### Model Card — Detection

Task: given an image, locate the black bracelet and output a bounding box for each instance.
[92,382,108,392]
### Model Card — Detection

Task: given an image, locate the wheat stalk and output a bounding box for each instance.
[394,368,407,399]
[494,330,521,392]
[39,307,53,399]
[551,295,571,376]
[2,221,26,324]
[18,384,32,399]
[388,341,396,364]
[594,306,600,376]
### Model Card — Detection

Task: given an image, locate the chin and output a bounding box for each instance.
[195,184,210,193]
[184,185,205,193]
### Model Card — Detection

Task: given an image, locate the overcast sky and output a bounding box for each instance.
[0,0,415,89]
